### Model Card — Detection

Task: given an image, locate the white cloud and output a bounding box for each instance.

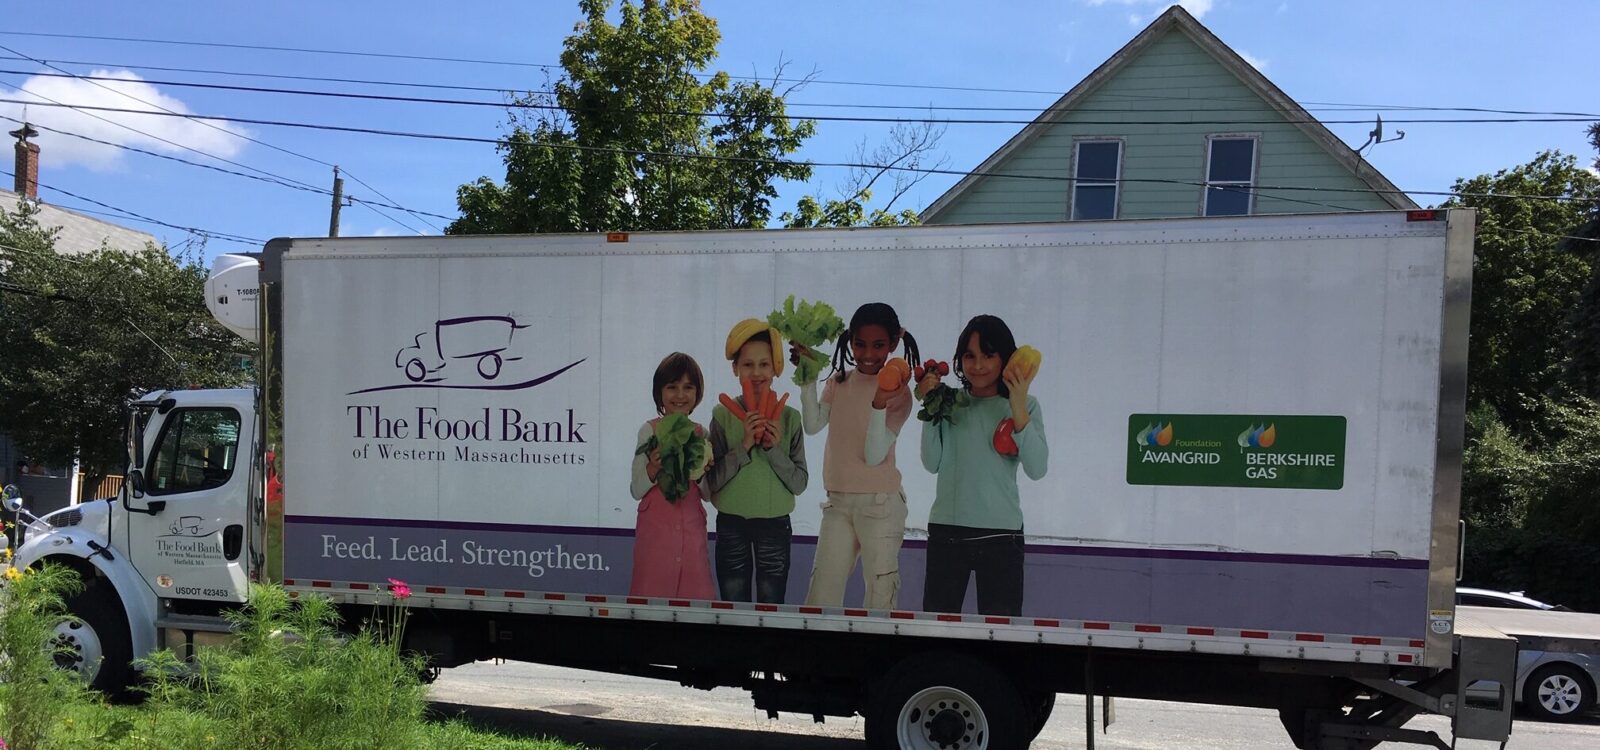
[0,69,249,171]
[1086,0,1216,22]
[366,227,402,237]
[1237,50,1268,71]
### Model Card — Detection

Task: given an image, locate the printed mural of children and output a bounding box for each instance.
[629,352,717,600]
[916,315,1048,617]
[795,303,919,609]
[706,320,808,603]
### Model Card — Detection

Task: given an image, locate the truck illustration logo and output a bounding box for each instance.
[1135,422,1174,447]
[1236,423,1278,449]
[349,314,585,395]
[166,516,210,537]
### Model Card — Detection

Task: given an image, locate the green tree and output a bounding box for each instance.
[1441,150,1600,435]
[449,0,815,234]
[1560,125,1600,393]
[0,201,249,480]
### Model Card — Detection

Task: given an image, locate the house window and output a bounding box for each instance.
[1203,136,1257,217]
[1072,140,1122,220]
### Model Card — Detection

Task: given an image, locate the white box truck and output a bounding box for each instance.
[7,209,1520,749]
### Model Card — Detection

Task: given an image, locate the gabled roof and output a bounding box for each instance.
[921,5,1416,221]
[1,188,158,255]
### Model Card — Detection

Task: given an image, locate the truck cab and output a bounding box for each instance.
[8,387,257,691]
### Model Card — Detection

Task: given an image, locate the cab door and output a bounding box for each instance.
[125,403,252,603]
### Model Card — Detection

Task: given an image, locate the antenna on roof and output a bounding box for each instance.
[1355,114,1405,156]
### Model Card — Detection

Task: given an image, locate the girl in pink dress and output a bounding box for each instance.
[629,353,717,599]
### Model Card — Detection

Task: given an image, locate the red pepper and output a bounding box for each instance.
[993,417,1019,457]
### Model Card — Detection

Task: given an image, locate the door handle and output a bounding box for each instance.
[223,524,244,561]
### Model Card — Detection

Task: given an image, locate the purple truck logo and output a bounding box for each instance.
[349,315,584,395]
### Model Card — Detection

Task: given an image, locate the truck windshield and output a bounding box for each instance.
[147,408,242,494]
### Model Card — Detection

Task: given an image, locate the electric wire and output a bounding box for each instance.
[0,45,443,232]
[2,68,1595,126]
[0,114,457,222]
[1,167,264,245]
[5,66,1597,120]
[1,98,1593,206]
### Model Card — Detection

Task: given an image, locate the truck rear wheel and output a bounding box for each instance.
[56,580,134,697]
[866,652,1027,750]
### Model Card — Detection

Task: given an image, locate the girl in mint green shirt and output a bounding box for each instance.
[917,315,1047,616]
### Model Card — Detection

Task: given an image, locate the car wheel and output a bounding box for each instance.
[865,652,1027,750]
[1522,663,1594,721]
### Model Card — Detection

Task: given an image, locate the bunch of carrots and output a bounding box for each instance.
[719,378,790,445]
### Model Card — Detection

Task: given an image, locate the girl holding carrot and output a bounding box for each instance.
[629,353,716,599]
[916,315,1047,617]
[793,303,921,609]
[706,319,808,603]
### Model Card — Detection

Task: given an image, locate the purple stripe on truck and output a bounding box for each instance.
[284,516,1430,638]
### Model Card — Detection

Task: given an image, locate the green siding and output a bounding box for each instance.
[928,29,1394,224]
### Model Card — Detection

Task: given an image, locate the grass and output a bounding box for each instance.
[1,565,594,750]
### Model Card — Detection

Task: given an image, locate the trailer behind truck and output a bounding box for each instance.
[10,209,1517,749]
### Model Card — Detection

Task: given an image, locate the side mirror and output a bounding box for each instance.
[2,484,21,513]
[128,469,147,499]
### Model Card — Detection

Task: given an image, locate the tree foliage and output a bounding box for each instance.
[1440,150,1600,435]
[449,0,816,234]
[781,120,946,228]
[0,201,249,476]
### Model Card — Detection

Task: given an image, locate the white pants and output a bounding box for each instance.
[804,490,907,609]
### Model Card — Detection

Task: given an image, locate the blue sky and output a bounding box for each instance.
[1,0,1594,261]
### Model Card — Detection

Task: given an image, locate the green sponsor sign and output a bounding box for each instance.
[1126,414,1347,490]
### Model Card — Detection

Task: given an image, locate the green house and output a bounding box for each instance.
[920,6,1415,224]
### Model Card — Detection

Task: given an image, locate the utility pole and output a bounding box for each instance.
[329,166,345,237]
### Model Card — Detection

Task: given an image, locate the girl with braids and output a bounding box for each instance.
[791,303,921,609]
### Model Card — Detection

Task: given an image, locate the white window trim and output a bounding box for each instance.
[1069,137,1124,221]
[1200,133,1260,217]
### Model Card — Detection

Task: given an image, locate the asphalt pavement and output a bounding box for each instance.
[429,660,1600,749]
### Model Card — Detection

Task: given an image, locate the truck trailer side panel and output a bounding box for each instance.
[268,211,1467,667]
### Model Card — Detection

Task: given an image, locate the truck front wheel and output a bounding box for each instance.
[55,580,135,697]
[866,652,1028,750]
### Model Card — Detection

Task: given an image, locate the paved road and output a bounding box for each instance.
[430,661,1600,749]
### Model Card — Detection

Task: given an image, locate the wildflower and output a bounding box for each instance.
[3,566,21,582]
[2,547,12,562]
[386,578,411,600]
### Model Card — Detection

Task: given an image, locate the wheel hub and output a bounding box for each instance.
[1539,674,1581,714]
[901,686,987,750]
[50,619,102,682]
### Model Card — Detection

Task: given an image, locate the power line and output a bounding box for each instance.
[1,167,264,245]
[2,97,1595,207]
[6,66,1598,121]
[0,114,457,222]
[2,68,1597,127]
[0,29,1075,95]
[0,45,444,232]
[0,79,325,194]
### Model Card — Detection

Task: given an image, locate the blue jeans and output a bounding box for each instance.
[715,513,791,603]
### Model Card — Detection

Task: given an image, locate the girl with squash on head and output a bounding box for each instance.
[791,303,922,609]
[706,320,808,603]
[914,314,1047,617]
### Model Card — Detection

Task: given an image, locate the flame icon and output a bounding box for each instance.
[1237,423,1278,449]
[1136,422,1174,447]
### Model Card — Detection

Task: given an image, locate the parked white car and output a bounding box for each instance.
[1458,588,1599,721]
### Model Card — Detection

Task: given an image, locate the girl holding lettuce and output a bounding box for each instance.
[629,352,717,599]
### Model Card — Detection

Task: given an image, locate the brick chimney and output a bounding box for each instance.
[10,122,40,199]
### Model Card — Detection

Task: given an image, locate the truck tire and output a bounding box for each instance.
[55,580,135,697]
[1025,691,1055,741]
[865,652,1028,750]
[1522,663,1594,721]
